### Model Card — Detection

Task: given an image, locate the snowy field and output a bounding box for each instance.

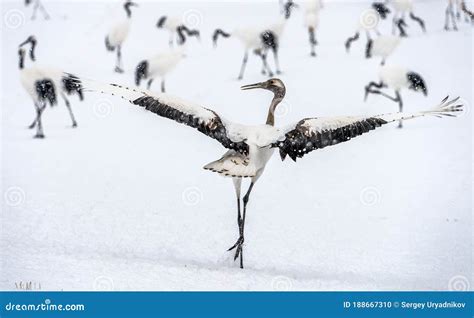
[0,0,472,291]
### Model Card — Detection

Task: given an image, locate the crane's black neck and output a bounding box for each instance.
[124,3,133,18]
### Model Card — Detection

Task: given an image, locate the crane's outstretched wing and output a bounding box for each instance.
[272,96,463,161]
[66,74,250,155]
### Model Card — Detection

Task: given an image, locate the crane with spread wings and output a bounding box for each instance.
[66,75,463,269]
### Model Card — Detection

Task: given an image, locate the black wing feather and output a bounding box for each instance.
[274,117,387,161]
[132,95,249,155]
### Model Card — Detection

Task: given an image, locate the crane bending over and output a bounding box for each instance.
[69,76,463,268]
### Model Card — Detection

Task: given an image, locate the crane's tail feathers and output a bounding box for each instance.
[378,96,464,123]
[105,36,115,51]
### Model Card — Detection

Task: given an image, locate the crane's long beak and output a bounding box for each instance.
[241,82,265,90]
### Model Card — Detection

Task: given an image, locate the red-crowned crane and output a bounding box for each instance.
[345,2,391,52]
[303,0,324,57]
[212,0,297,80]
[105,1,138,73]
[66,76,462,268]
[388,0,426,36]
[156,16,200,47]
[135,48,186,93]
[364,65,428,128]
[18,36,84,138]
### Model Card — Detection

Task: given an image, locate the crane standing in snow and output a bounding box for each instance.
[105,1,138,73]
[156,16,200,47]
[135,49,186,93]
[303,0,323,57]
[388,0,426,36]
[212,0,297,80]
[18,36,84,138]
[345,2,391,53]
[68,75,461,268]
[364,65,428,128]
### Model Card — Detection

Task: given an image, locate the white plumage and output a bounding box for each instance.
[368,35,401,65]
[135,49,186,92]
[378,65,410,90]
[105,1,138,73]
[106,21,130,49]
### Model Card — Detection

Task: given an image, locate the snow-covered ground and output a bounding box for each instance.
[0,0,472,291]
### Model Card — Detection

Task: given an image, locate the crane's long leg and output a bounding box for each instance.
[161,79,166,93]
[28,116,37,129]
[308,27,317,57]
[147,78,154,90]
[38,0,50,19]
[409,12,426,33]
[228,179,242,247]
[31,0,39,20]
[445,4,452,30]
[392,13,398,34]
[261,51,274,77]
[395,90,403,128]
[364,81,385,101]
[229,178,257,269]
[272,48,281,75]
[237,51,249,80]
[115,45,124,73]
[33,102,46,138]
[450,5,458,30]
[62,93,77,128]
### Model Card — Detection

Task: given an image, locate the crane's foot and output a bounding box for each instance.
[228,236,244,263]
[228,236,244,252]
[34,133,45,139]
[72,122,78,128]
[114,66,124,73]
[310,52,316,57]
[397,122,403,129]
